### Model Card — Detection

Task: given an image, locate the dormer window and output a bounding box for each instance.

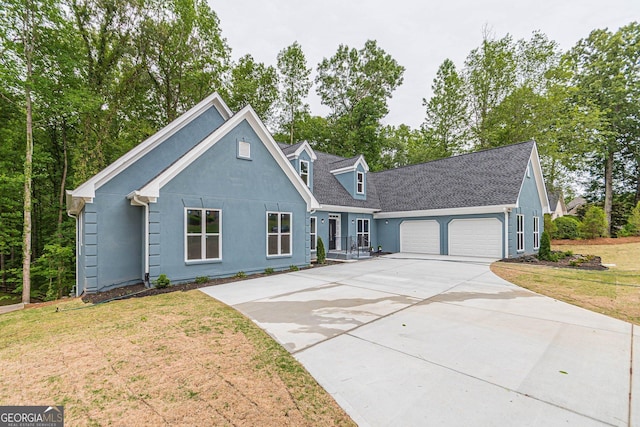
[300,160,309,186]
[357,171,364,194]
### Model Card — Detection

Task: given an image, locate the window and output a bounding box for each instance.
[186,208,221,261]
[533,216,540,250]
[516,214,524,252]
[300,160,309,186]
[357,171,364,194]
[238,140,251,159]
[267,212,292,256]
[357,218,369,248]
[310,217,317,251]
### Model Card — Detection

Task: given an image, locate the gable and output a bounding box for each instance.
[131,106,319,211]
[67,93,232,214]
[516,143,550,214]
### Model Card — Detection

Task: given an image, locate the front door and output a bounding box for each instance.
[328,214,341,250]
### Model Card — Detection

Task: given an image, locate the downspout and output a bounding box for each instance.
[133,194,150,287]
[504,208,510,259]
[67,211,79,297]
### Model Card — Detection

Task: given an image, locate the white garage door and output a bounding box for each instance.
[448,218,503,258]
[400,220,440,254]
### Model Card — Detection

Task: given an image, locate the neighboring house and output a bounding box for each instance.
[67,93,550,295]
[567,196,587,216]
[547,190,567,219]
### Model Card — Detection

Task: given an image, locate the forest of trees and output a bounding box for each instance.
[0,0,638,302]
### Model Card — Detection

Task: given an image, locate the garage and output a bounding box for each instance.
[448,218,503,258]
[400,220,440,254]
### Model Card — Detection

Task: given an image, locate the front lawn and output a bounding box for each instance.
[491,241,640,325]
[0,291,354,426]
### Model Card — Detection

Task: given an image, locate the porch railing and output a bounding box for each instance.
[328,235,371,258]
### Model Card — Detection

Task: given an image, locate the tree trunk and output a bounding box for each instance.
[57,119,68,235]
[22,0,34,304]
[604,149,614,236]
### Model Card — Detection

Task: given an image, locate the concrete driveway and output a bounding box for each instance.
[201,254,637,426]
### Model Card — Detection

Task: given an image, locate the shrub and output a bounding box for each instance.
[155,274,170,289]
[195,276,209,284]
[234,271,246,279]
[553,216,581,240]
[538,231,552,260]
[623,202,640,236]
[543,214,557,239]
[264,267,274,275]
[579,206,608,239]
[289,265,299,272]
[316,237,326,264]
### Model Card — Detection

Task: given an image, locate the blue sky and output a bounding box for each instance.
[212,0,639,128]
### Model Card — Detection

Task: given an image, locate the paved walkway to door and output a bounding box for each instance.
[201,254,637,426]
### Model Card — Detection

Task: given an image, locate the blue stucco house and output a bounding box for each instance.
[67,93,550,295]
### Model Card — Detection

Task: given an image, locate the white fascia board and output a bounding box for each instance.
[330,155,369,174]
[317,204,380,214]
[373,204,515,219]
[68,92,230,201]
[137,105,321,211]
[285,141,318,161]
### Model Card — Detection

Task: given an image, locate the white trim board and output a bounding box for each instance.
[131,105,320,211]
[67,92,232,214]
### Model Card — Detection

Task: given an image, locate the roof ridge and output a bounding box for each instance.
[372,140,535,175]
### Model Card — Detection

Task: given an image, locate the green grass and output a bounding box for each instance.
[492,241,640,324]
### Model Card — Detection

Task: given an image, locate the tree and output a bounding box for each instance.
[622,201,640,236]
[580,206,608,239]
[276,41,312,144]
[421,59,468,159]
[139,0,230,123]
[464,30,516,148]
[315,40,404,167]
[567,23,640,234]
[225,54,278,122]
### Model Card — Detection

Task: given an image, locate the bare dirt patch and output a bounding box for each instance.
[0,291,354,426]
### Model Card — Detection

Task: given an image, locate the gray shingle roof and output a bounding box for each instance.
[370,141,535,212]
[277,140,535,213]
[329,155,362,171]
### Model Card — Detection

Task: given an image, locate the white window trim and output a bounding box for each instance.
[356,218,370,249]
[516,214,525,252]
[310,216,317,252]
[266,211,292,257]
[533,216,540,250]
[356,171,364,194]
[185,207,222,262]
[300,160,310,187]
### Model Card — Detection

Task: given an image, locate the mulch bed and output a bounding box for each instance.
[82,261,341,305]
[552,236,640,246]
[499,253,608,270]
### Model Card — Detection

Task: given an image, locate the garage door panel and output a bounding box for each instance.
[400,220,440,254]
[448,219,502,258]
